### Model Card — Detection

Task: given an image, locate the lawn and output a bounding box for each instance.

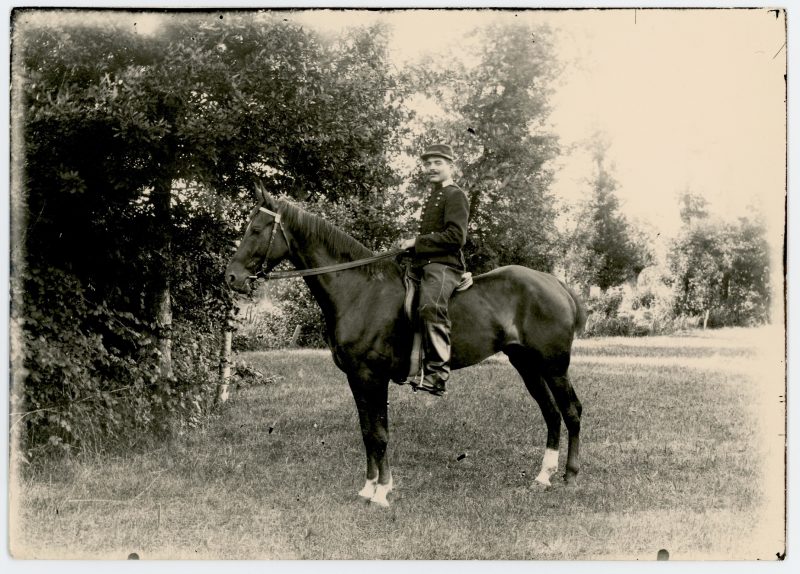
[10,327,785,560]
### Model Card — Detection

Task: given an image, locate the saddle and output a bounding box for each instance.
[401,263,473,381]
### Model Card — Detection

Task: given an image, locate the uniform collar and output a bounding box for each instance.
[434,178,454,189]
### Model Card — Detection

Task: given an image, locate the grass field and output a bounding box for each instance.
[10,327,785,560]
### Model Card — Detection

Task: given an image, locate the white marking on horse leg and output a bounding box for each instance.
[534,448,560,487]
[370,475,393,508]
[358,478,378,500]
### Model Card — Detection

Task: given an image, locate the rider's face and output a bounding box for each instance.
[423,157,454,184]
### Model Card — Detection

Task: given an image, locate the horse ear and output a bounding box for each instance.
[253,181,274,207]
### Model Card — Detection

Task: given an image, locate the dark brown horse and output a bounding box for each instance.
[226,191,586,507]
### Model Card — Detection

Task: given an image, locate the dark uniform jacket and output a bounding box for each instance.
[414,182,470,270]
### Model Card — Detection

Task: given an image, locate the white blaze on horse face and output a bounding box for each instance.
[534,448,560,487]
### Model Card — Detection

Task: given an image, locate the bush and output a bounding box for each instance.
[584,287,690,337]
[584,290,634,336]
[157,325,224,436]
[17,270,158,457]
[630,288,656,310]
[232,305,290,351]
[584,313,636,337]
[15,268,225,458]
[588,290,624,317]
[279,280,327,348]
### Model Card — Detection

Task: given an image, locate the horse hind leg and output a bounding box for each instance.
[543,359,582,485]
[507,349,562,488]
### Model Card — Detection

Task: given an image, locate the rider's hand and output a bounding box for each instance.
[398,238,416,251]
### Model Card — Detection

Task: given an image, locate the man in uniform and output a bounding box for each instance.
[398,144,470,396]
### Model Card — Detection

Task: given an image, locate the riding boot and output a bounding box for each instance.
[418,320,451,396]
[415,262,461,396]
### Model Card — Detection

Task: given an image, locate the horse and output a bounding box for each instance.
[225,190,587,507]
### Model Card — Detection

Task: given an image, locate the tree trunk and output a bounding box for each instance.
[156,286,174,379]
[290,324,302,347]
[216,184,235,404]
[151,171,174,381]
[217,308,235,404]
[152,96,179,383]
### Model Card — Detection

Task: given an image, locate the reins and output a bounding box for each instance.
[248,205,406,281]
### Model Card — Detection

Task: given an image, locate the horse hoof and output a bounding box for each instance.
[370,496,390,508]
[369,481,392,507]
[563,472,578,487]
[357,479,378,500]
[531,478,551,491]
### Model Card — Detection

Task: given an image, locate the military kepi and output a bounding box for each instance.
[420,144,455,162]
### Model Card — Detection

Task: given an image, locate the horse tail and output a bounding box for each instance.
[562,282,588,335]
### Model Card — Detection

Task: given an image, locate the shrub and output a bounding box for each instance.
[630,288,656,310]
[588,290,625,317]
[584,313,636,337]
[232,305,291,351]
[157,325,224,436]
[15,268,225,458]
[584,287,687,337]
[584,290,634,336]
[16,270,160,457]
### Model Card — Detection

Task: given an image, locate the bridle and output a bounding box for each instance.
[247,205,291,280]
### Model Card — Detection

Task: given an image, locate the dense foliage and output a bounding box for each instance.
[402,23,562,273]
[563,136,653,293]
[12,12,406,456]
[667,193,771,327]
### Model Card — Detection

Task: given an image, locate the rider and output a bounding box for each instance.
[398,144,470,396]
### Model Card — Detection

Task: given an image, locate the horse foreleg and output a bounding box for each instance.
[535,448,560,488]
[349,374,393,507]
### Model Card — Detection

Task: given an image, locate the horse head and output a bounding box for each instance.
[225,184,292,293]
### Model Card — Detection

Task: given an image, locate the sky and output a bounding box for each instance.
[295,8,786,244]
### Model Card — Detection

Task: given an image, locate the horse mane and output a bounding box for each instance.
[276,198,398,278]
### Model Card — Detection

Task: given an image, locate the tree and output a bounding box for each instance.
[567,135,652,292]
[13,11,407,454]
[667,192,771,326]
[679,188,709,223]
[403,22,562,273]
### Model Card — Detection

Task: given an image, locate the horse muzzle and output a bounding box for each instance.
[225,263,256,294]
